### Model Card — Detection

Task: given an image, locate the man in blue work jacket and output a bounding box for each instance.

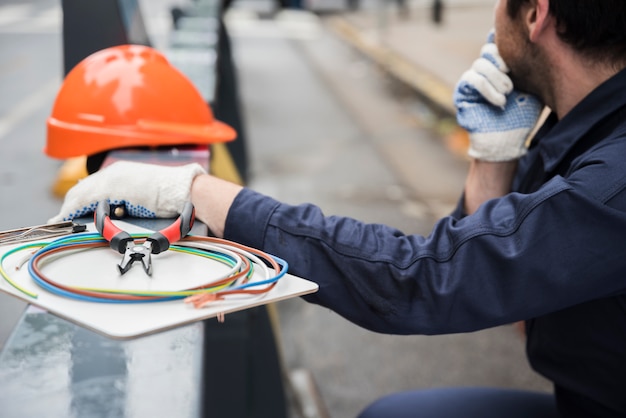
[52,0,626,416]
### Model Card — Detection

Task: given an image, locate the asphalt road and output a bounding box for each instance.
[0,0,63,353]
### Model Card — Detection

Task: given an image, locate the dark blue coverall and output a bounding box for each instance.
[224,68,626,417]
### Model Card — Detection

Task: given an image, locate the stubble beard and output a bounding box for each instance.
[507,37,547,100]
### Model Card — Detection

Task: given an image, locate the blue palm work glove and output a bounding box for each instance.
[48,161,205,223]
[454,32,544,161]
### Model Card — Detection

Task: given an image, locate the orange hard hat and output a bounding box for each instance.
[45,44,236,159]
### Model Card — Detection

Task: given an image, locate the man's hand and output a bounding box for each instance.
[48,161,206,223]
[453,32,544,162]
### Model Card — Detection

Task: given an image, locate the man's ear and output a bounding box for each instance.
[527,0,551,42]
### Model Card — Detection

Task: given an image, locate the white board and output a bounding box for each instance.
[0,222,318,339]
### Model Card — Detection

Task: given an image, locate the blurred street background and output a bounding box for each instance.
[0,0,552,416]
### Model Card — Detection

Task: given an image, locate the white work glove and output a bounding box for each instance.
[453,31,544,162]
[48,161,206,223]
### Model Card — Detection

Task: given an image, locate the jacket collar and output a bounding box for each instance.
[533,67,626,173]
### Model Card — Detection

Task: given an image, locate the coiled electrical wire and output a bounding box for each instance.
[1,232,287,308]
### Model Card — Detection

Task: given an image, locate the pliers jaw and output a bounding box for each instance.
[95,200,195,277]
[118,241,153,276]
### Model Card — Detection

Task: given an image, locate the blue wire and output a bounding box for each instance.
[227,255,289,290]
[27,233,181,303]
[27,267,181,303]
[26,233,289,303]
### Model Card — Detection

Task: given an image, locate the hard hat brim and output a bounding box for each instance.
[45,117,237,159]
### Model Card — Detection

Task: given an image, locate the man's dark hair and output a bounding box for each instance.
[507,0,626,65]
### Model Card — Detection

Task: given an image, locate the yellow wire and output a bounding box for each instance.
[0,243,43,299]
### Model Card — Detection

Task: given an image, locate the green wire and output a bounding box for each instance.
[73,245,242,296]
[1,234,256,300]
[0,242,45,298]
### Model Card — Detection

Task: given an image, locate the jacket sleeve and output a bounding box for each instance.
[223,172,626,335]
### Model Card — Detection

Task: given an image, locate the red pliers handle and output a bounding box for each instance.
[95,200,196,275]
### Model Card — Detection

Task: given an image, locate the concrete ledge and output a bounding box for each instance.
[288,368,331,418]
[326,15,455,117]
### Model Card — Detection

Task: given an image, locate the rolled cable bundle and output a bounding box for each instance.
[1,232,288,309]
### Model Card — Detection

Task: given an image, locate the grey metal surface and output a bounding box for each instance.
[0,308,203,418]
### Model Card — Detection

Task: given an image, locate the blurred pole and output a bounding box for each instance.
[397,0,409,18]
[432,0,443,24]
[376,0,388,42]
[347,0,359,10]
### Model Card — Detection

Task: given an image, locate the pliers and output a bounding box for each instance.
[94,200,196,276]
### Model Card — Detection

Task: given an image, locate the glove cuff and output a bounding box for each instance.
[468,129,530,162]
[156,163,206,217]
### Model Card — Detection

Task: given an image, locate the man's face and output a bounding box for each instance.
[493,0,543,96]
[493,0,517,67]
